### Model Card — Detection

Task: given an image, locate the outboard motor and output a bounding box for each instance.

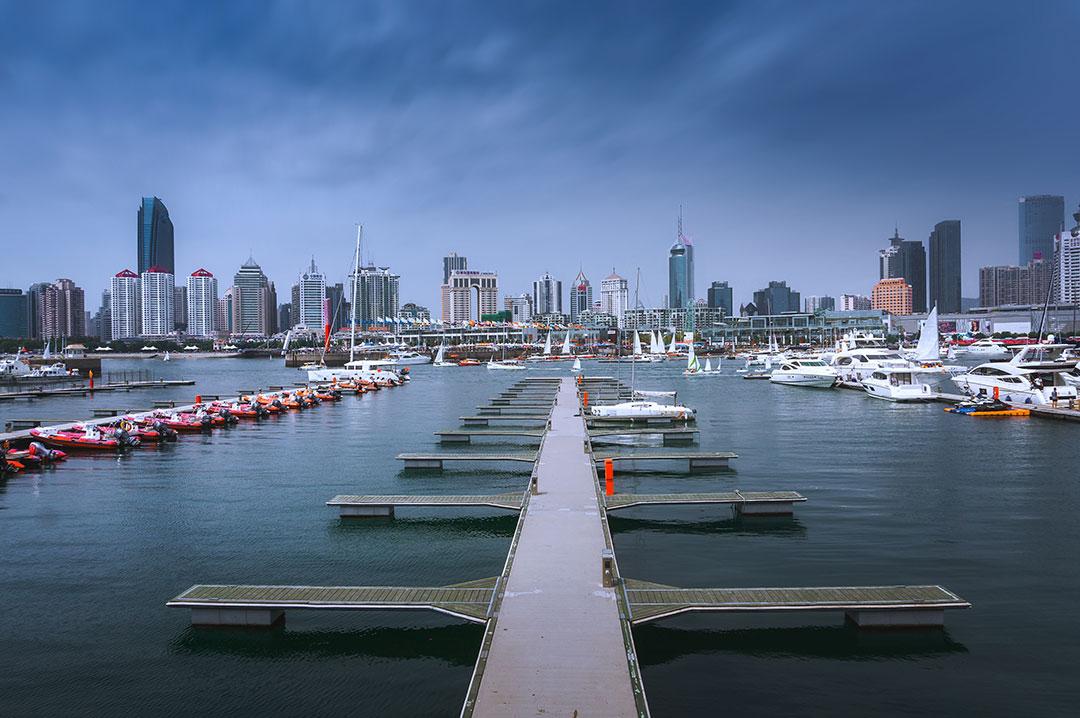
[218,408,238,425]
[255,404,270,419]
[271,399,284,411]
[111,428,140,449]
[152,421,178,441]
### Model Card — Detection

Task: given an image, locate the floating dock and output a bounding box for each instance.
[327,493,525,517]
[396,452,537,470]
[435,429,544,443]
[605,490,805,516]
[593,450,737,471]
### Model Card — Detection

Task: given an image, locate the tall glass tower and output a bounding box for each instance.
[137,197,175,275]
[667,215,694,309]
[1018,195,1064,265]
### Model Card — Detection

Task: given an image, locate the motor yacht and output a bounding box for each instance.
[960,338,1011,357]
[830,347,915,385]
[28,362,76,377]
[769,359,837,388]
[860,367,936,401]
[951,363,1077,405]
[307,359,403,384]
[589,400,695,420]
[387,350,431,366]
[0,357,31,378]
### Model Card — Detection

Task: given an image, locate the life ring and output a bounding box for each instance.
[121,420,134,432]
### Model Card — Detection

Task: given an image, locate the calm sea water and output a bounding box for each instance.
[1,358,1078,716]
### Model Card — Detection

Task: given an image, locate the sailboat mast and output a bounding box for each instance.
[349,224,362,363]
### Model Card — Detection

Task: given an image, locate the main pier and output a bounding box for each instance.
[167,375,970,716]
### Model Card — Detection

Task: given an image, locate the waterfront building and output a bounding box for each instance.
[891,303,1080,337]
[623,305,722,331]
[94,290,111,342]
[140,267,175,337]
[928,220,962,313]
[110,269,141,339]
[668,216,694,308]
[706,281,733,316]
[599,271,629,326]
[1055,205,1080,304]
[231,257,274,336]
[803,295,836,313]
[533,272,562,315]
[751,281,801,315]
[1019,194,1064,265]
[978,255,1052,307]
[26,283,50,338]
[399,302,431,323]
[0,288,29,338]
[533,312,570,326]
[444,270,499,324]
[872,277,913,315]
[295,258,327,330]
[700,309,889,346]
[325,283,348,329]
[879,228,926,313]
[569,270,593,322]
[137,196,174,275]
[351,264,400,327]
[575,310,619,329]
[278,303,291,332]
[839,293,872,311]
[173,286,187,332]
[505,293,533,323]
[36,278,86,339]
[216,293,232,335]
[186,268,218,337]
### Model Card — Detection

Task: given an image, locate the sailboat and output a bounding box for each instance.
[906,306,963,374]
[683,341,702,375]
[544,333,553,356]
[488,350,526,370]
[163,351,170,362]
[571,357,582,373]
[633,331,643,357]
[667,331,677,354]
[703,357,714,373]
[432,343,455,367]
[561,329,572,356]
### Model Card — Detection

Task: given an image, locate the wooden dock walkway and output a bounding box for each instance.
[327,493,525,517]
[622,580,970,626]
[167,578,499,625]
[605,490,805,516]
[459,415,549,426]
[589,427,698,444]
[435,429,544,443]
[397,452,537,469]
[594,450,737,471]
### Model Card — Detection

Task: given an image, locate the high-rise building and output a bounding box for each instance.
[928,220,962,313]
[95,290,111,342]
[216,293,232,335]
[443,252,468,284]
[295,258,327,329]
[186,268,218,337]
[36,279,86,339]
[140,267,175,336]
[978,256,1052,307]
[569,270,593,322]
[110,269,141,339]
[706,281,734,316]
[173,285,188,332]
[399,303,431,323]
[668,216,694,309]
[803,295,836,312]
[0,288,29,338]
[325,283,348,329]
[600,271,629,326]
[1056,205,1080,303]
[533,272,562,315]
[137,197,175,275]
[351,265,400,327]
[231,257,274,336]
[839,294,872,311]
[1019,195,1064,266]
[872,278,913,315]
[278,303,292,332]
[752,281,801,315]
[879,229,926,313]
[444,270,499,324]
[505,294,533,323]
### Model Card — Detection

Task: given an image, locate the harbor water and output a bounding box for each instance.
[1,358,1078,716]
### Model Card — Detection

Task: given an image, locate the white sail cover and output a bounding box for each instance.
[633,331,642,355]
[634,390,676,399]
[561,330,572,355]
[914,307,939,362]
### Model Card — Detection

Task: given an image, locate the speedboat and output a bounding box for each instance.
[387,350,431,366]
[769,359,837,388]
[951,363,1077,405]
[590,397,695,420]
[5,441,67,467]
[859,367,936,401]
[308,359,403,385]
[960,338,1011,357]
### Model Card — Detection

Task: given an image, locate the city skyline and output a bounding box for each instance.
[3,2,1079,311]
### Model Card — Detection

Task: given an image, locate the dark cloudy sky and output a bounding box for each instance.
[2,0,1078,310]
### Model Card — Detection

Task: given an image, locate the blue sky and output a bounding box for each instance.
[2,0,1078,310]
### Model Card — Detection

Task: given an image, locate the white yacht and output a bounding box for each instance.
[830,347,915,385]
[488,357,526,371]
[0,357,31,378]
[860,367,936,402]
[590,399,695,420]
[387,350,431,366]
[960,338,1011,357]
[951,363,1077,405]
[28,362,76,377]
[769,359,837,388]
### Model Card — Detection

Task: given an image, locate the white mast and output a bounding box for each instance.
[349,224,362,363]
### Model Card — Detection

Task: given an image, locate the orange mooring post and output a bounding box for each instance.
[604,458,614,496]
[88,369,94,390]
[994,386,1000,400]
[195,394,202,404]
[583,391,589,408]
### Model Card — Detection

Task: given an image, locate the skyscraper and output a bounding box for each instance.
[1056,205,1080,303]
[94,290,111,342]
[1018,195,1064,265]
[351,264,400,327]
[879,229,927,313]
[928,220,962,313]
[0,289,29,338]
[533,272,562,315]
[600,271,628,326]
[706,281,733,316]
[186,268,218,337]
[110,269,141,339]
[569,270,592,322]
[839,294,872,311]
[295,258,327,329]
[173,286,187,332]
[137,197,175,275]
[872,278,913,315]
[445,270,499,323]
[752,281,800,315]
[505,294,533,323]
[668,216,694,309]
[232,257,273,336]
[443,252,468,284]
[803,295,835,312]
[978,256,1052,307]
[37,279,86,339]
[140,267,175,336]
